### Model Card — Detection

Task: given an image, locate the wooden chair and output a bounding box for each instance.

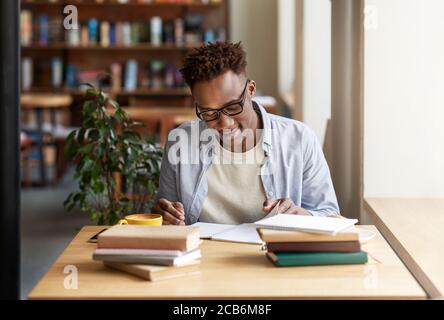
[20,132,33,188]
[123,106,196,146]
[20,93,73,186]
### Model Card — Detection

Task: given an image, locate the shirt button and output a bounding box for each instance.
[268,191,274,197]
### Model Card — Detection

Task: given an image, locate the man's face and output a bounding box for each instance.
[192,71,259,152]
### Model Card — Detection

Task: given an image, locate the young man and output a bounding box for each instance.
[152,41,339,225]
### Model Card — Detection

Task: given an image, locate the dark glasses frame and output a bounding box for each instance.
[195,79,251,122]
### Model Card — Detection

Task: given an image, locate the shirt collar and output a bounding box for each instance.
[252,101,272,155]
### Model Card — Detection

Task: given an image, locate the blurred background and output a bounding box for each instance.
[18,0,444,299]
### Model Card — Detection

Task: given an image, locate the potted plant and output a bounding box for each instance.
[63,85,163,225]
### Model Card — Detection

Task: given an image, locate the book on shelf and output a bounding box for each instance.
[266,251,368,267]
[116,22,124,45]
[131,22,141,45]
[65,64,78,88]
[66,27,80,46]
[110,62,122,91]
[51,57,63,88]
[216,27,226,41]
[81,26,89,46]
[204,29,215,44]
[21,10,33,46]
[164,64,176,88]
[38,14,49,45]
[48,16,63,43]
[109,23,116,46]
[93,248,202,266]
[174,18,184,46]
[150,16,162,46]
[77,69,105,89]
[139,21,150,43]
[34,59,52,87]
[100,21,110,47]
[104,260,200,281]
[122,22,131,46]
[88,19,99,44]
[22,58,33,91]
[256,228,359,243]
[163,20,174,44]
[124,59,138,91]
[97,225,201,251]
[150,59,165,89]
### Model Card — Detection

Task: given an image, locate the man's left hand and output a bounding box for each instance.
[263,198,312,216]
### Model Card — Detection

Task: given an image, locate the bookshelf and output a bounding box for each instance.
[22,0,223,8]
[20,0,229,127]
[22,43,198,50]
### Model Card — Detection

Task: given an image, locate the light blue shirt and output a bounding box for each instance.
[155,102,340,225]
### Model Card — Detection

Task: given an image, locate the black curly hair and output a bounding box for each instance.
[180,41,247,89]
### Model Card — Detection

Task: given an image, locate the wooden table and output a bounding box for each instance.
[28,225,425,299]
[365,198,444,299]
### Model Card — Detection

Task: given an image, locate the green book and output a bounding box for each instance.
[266,251,368,267]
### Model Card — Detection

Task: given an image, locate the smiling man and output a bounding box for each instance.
[152,41,340,225]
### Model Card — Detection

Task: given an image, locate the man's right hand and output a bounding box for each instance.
[152,198,185,225]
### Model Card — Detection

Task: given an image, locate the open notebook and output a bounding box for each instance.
[194,222,263,245]
[193,199,284,245]
[193,202,358,244]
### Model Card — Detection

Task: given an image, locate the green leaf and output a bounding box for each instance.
[115,108,127,122]
[78,144,94,155]
[84,85,98,98]
[108,99,119,109]
[97,214,105,225]
[97,91,107,105]
[64,131,78,158]
[83,101,96,115]
[77,128,86,145]
[87,129,100,141]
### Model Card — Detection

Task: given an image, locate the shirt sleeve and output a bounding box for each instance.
[155,138,179,203]
[301,127,340,216]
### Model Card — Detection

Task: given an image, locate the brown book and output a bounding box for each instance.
[257,227,359,243]
[104,260,200,281]
[266,241,361,253]
[97,225,200,251]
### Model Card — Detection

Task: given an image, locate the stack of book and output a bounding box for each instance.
[93,225,201,281]
[257,227,368,267]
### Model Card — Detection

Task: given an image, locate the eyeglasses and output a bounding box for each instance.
[195,80,250,122]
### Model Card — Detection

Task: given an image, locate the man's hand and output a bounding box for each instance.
[263,198,311,216]
[152,198,185,225]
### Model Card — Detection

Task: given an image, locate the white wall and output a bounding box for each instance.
[277,0,295,98]
[229,0,279,99]
[302,0,331,146]
[364,0,444,197]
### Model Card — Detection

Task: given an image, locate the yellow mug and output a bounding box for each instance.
[118,214,163,226]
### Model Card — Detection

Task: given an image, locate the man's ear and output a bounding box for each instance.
[248,80,256,96]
